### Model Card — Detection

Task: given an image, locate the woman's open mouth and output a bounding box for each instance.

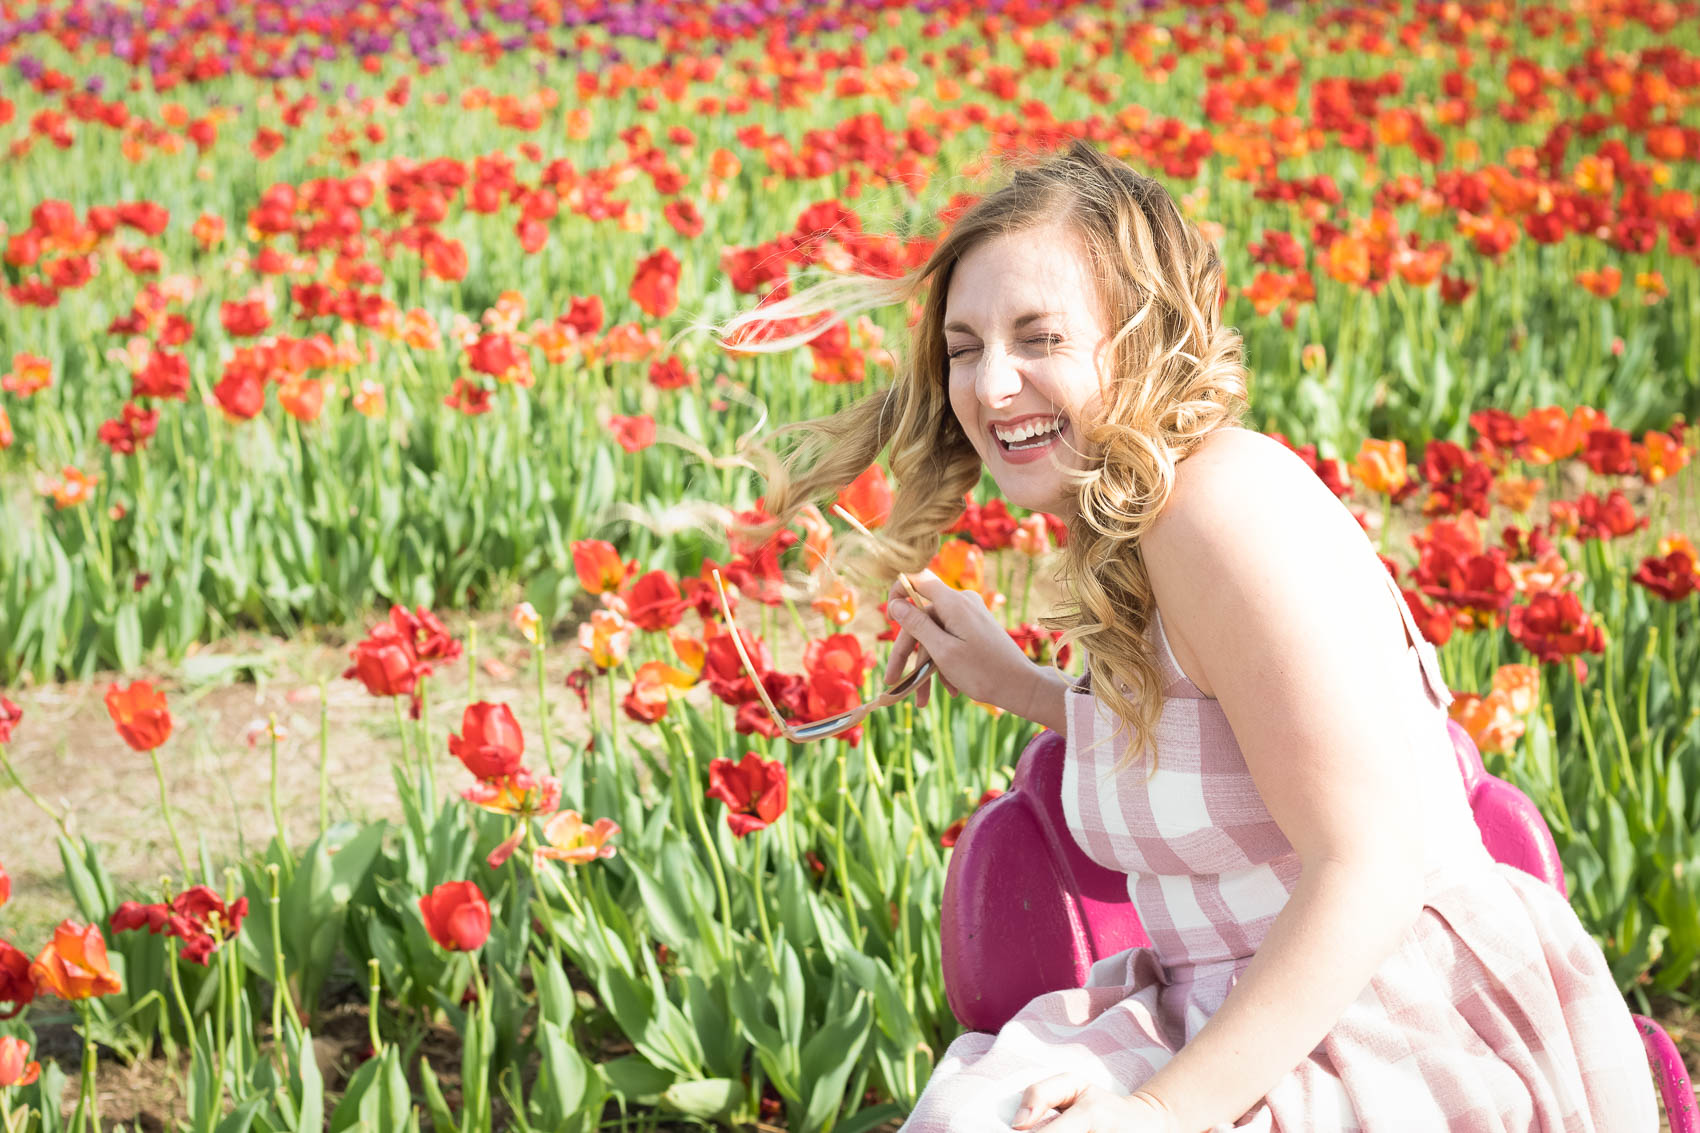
[990,414,1068,464]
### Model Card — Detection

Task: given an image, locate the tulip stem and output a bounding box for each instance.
[149,748,192,882]
[72,1001,98,1133]
[317,676,330,835]
[1568,664,1608,798]
[0,744,70,839]
[367,958,383,1056]
[167,938,197,1055]
[268,715,290,859]
[267,863,302,1037]
[535,640,557,775]
[392,696,417,790]
[752,826,776,971]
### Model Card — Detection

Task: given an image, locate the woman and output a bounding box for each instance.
[713,141,1657,1132]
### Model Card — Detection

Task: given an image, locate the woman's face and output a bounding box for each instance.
[943,222,1112,516]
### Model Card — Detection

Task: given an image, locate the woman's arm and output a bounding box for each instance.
[1014,663,1076,737]
[1131,430,1430,1130]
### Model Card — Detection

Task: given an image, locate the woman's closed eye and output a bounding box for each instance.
[947,335,1061,361]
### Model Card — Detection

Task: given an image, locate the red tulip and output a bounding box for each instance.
[834,465,892,529]
[629,247,681,319]
[110,886,248,967]
[29,921,122,1000]
[1633,550,1698,602]
[418,881,491,952]
[0,940,31,1019]
[1508,591,1605,669]
[105,681,172,751]
[609,413,656,453]
[343,612,433,718]
[0,696,19,744]
[449,702,526,781]
[625,571,686,632]
[705,753,788,838]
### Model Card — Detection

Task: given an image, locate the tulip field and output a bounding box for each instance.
[1,0,1699,1127]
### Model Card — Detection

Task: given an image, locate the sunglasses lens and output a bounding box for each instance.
[796,713,855,739]
[885,658,933,697]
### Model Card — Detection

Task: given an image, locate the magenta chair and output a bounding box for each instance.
[940,723,1697,1132]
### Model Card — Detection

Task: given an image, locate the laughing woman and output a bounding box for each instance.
[710,140,1657,1132]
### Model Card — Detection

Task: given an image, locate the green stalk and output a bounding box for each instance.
[535,639,557,775]
[392,695,417,788]
[665,715,735,960]
[1568,664,1608,798]
[752,823,777,970]
[467,621,479,701]
[367,958,383,1056]
[167,937,197,1055]
[149,748,192,882]
[268,714,290,859]
[0,744,70,838]
[73,1001,98,1133]
[833,749,863,943]
[267,863,302,1037]
[317,676,331,835]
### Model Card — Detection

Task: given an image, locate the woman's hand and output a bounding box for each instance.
[1010,1077,1182,1133]
[882,569,1035,712]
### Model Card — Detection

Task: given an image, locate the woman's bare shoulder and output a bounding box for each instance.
[1148,426,1342,548]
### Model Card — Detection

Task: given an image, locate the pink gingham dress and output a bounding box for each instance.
[903,569,1659,1131]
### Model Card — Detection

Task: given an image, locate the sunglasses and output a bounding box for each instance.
[709,555,934,743]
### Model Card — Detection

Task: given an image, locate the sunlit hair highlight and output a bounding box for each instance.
[700,139,1250,777]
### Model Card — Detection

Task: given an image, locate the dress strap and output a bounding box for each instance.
[1380,569,1453,710]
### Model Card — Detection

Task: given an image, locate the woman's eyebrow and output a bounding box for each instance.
[943,311,1063,335]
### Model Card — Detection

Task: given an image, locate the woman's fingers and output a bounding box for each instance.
[1011,1074,1093,1129]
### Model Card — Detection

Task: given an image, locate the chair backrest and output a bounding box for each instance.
[1445,718,1567,896]
[942,720,1567,1032]
[939,730,1149,1033]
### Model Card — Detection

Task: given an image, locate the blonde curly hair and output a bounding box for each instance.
[705,139,1250,776]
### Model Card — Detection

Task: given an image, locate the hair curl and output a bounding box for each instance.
[702,139,1250,777]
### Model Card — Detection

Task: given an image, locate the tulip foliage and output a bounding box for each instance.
[1,0,1699,1129]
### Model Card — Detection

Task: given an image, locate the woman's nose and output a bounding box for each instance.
[974,344,1023,406]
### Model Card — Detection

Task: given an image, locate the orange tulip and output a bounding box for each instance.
[29,920,122,1000]
[571,539,629,595]
[1350,438,1407,495]
[622,660,694,723]
[536,811,621,865]
[1,353,51,397]
[795,504,834,571]
[1492,474,1540,513]
[1013,514,1050,557]
[1490,664,1540,716]
[577,608,632,670]
[105,680,172,751]
[1448,692,1525,756]
[810,576,857,627]
[1519,406,1585,464]
[0,1035,39,1086]
[929,540,1003,612]
[1635,431,1690,484]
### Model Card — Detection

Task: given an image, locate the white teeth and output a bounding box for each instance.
[994,418,1062,445]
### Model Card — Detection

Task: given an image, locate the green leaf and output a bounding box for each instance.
[661,1078,746,1121]
[598,1054,674,1103]
[799,987,875,1133]
[419,1058,457,1133]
